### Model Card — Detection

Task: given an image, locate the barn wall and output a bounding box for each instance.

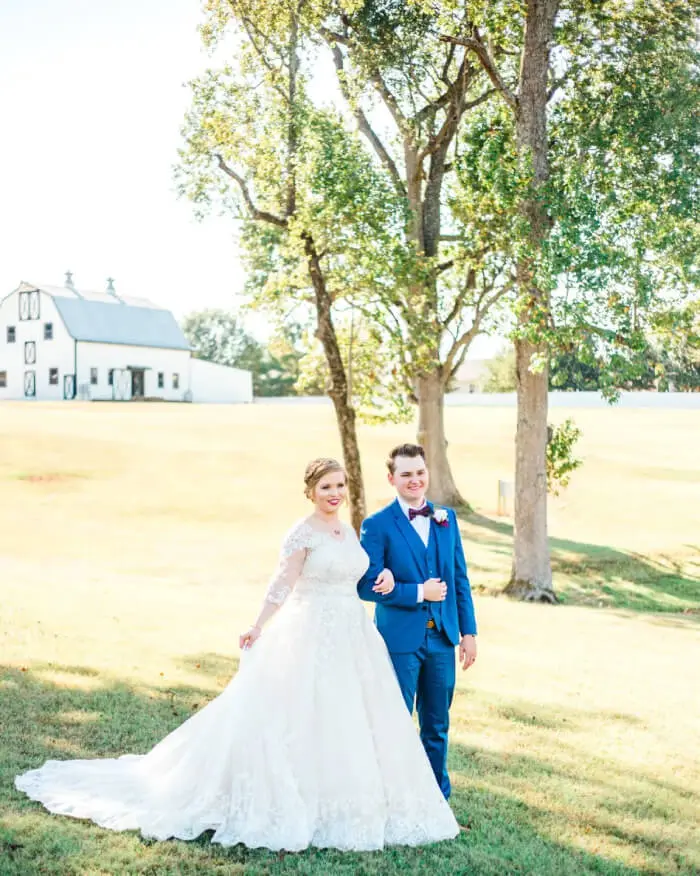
[0,290,76,400]
[188,357,253,403]
[76,342,192,401]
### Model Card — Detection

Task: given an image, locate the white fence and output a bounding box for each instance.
[444,390,700,409]
[254,391,700,409]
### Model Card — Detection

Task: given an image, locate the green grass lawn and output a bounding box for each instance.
[0,402,698,875]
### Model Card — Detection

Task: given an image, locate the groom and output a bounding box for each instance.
[358,443,477,799]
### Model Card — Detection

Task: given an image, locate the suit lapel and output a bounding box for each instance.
[428,502,448,579]
[390,500,428,576]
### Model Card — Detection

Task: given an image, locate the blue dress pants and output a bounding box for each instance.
[389,626,456,799]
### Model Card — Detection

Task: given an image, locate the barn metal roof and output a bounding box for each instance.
[52,296,190,350]
[9,281,191,351]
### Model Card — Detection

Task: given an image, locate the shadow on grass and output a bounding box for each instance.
[177,652,239,681]
[2,664,695,875]
[464,511,700,616]
[449,740,697,876]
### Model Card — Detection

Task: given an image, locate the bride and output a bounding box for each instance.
[15,458,459,851]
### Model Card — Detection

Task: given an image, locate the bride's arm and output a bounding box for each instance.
[239,527,309,649]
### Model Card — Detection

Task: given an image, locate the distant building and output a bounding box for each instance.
[453,359,491,394]
[0,274,252,403]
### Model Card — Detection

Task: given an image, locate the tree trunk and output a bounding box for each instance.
[406,139,466,508]
[329,395,365,533]
[415,370,465,507]
[507,0,559,602]
[303,231,366,532]
[506,334,554,600]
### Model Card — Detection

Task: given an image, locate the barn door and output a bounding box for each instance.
[63,374,76,400]
[131,369,145,398]
[24,371,36,398]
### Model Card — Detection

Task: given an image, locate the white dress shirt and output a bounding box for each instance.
[397,496,430,602]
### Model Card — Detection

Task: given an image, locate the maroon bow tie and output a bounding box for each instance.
[408,505,431,521]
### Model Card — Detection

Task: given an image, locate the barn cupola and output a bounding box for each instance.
[106,277,124,304]
[64,270,83,299]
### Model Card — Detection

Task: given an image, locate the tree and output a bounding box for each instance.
[295,318,415,423]
[179,4,369,530]
[482,347,516,392]
[442,0,699,600]
[181,0,520,511]
[650,300,700,391]
[181,309,302,396]
[318,4,515,504]
[549,347,602,391]
[182,308,260,366]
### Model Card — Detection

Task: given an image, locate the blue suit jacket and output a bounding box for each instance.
[358,500,477,653]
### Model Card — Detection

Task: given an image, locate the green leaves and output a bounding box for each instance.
[179,0,699,418]
[546,418,582,497]
[181,309,304,396]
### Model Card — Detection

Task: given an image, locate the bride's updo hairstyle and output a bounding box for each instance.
[304,457,346,500]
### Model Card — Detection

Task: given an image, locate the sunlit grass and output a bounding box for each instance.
[0,401,698,874]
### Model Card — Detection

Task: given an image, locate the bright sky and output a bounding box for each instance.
[0,0,497,358]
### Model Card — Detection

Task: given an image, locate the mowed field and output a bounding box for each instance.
[0,401,698,876]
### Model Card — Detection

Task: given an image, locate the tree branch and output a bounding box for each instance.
[414,47,471,129]
[448,336,474,382]
[440,30,518,110]
[328,42,407,200]
[441,42,456,85]
[215,154,288,227]
[415,85,494,166]
[369,69,412,140]
[443,280,514,374]
[442,267,477,330]
[240,19,289,104]
[318,26,348,45]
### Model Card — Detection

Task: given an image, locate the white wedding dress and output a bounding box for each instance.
[15,520,459,851]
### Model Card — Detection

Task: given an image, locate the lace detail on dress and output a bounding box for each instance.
[263,522,314,606]
[14,515,459,851]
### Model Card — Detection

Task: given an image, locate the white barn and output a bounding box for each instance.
[0,274,253,404]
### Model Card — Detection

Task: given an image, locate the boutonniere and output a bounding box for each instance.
[432,508,449,527]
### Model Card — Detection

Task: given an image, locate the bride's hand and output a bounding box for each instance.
[239,625,262,650]
[372,568,395,595]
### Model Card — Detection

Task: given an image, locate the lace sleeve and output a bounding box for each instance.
[264,522,313,606]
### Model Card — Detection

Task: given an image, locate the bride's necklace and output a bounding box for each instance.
[313,514,342,537]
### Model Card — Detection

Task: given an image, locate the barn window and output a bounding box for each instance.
[19,290,40,320]
[0,372,6,388]
[29,290,40,319]
[172,373,180,389]
[44,322,53,340]
[6,326,15,343]
[108,369,114,386]
[49,368,59,385]
[157,372,164,389]
[24,341,36,365]
[90,368,98,385]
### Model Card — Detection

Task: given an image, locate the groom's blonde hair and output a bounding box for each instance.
[303,457,346,498]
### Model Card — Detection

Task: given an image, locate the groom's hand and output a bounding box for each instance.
[423,578,447,601]
[459,635,477,670]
